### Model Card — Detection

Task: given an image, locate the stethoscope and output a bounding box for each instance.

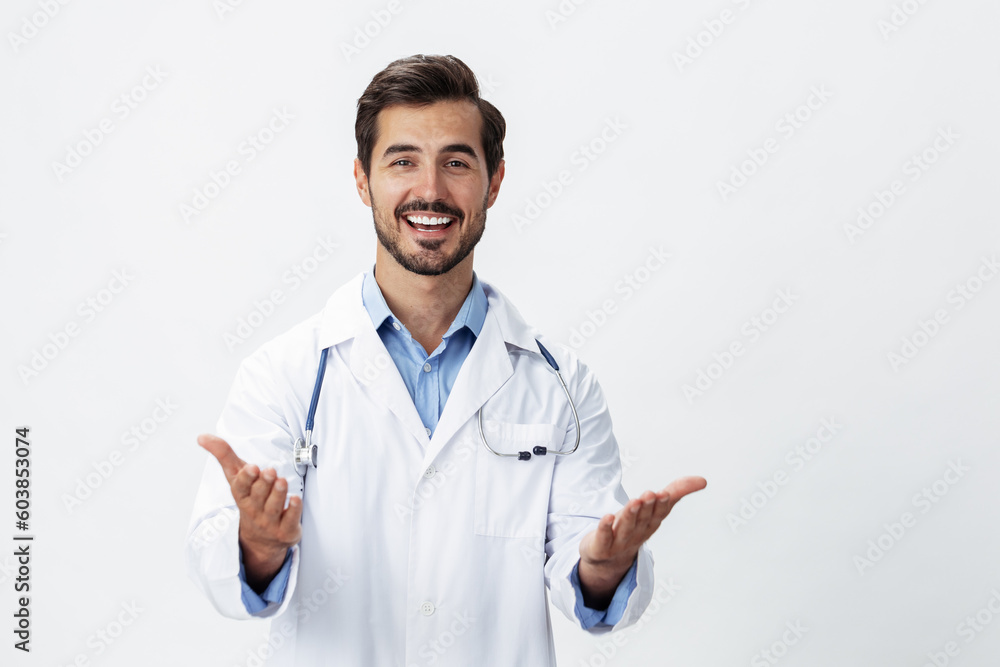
[292,340,581,477]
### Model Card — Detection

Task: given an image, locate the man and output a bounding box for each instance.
[186,54,706,666]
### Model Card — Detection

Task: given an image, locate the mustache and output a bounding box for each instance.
[396,202,463,220]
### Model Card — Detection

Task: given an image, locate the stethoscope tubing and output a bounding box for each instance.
[294,339,581,473]
[293,347,328,472]
[477,340,581,460]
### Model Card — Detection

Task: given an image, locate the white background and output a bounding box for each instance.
[2,0,998,665]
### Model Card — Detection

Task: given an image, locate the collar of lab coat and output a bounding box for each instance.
[361,268,489,342]
[314,271,545,460]
[317,271,540,354]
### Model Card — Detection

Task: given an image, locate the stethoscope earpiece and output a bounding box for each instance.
[477,340,581,461]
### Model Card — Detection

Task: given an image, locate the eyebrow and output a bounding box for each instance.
[382,143,480,162]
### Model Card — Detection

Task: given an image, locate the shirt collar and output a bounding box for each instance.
[361,268,488,339]
[318,271,540,356]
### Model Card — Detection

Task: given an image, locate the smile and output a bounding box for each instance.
[404,214,456,232]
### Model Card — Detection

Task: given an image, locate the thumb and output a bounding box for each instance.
[198,433,246,482]
[583,514,615,560]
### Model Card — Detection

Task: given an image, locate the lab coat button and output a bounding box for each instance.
[422,363,432,372]
[423,465,436,478]
[420,601,435,616]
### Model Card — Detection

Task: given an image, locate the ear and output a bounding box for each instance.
[354,158,372,207]
[486,159,505,209]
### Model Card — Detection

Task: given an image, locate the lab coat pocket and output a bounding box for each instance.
[474,421,560,539]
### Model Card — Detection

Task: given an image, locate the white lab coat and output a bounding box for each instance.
[185,272,655,666]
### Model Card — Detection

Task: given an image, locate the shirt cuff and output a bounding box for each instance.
[570,558,639,629]
[238,546,292,614]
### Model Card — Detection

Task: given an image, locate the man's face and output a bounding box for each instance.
[354,99,504,276]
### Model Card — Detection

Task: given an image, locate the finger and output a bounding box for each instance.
[645,495,675,536]
[232,463,260,501]
[278,496,303,539]
[658,476,708,506]
[651,493,673,523]
[618,493,658,547]
[248,468,277,507]
[198,434,246,482]
[262,476,289,521]
[634,490,658,527]
[591,514,615,557]
[612,498,642,545]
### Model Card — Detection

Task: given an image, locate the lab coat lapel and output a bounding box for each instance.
[319,273,429,448]
[423,303,512,467]
[348,320,430,448]
[321,274,539,465]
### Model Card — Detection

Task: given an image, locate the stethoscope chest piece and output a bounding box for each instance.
[295,347,330,474]
[294,435,318,470]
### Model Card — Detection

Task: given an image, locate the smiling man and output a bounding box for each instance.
[186,54,705,666]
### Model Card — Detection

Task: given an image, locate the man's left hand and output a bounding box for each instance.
[577,476,707,609]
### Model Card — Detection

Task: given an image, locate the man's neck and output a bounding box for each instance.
[373,251,475,355]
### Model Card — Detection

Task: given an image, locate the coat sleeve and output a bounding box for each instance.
[542,343,655,635]
[184,347,305,620]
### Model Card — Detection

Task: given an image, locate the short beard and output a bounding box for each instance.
[372,190,488,277]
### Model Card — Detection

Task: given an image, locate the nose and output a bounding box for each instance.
[413,164,447,202]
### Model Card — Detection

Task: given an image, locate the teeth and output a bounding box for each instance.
[406,215,452,226]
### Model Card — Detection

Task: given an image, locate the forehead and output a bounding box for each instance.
[374,100,483,153]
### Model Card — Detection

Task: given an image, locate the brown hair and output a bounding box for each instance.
[355,54,505,181]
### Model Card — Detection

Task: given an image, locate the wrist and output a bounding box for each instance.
[579,555,632,586]
[577,555,635,609]
[240,539,288,592]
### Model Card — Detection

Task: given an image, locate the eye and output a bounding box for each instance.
[391,159,413,166]
[446,160,468,168]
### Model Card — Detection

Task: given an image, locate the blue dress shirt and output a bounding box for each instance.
[239,270,638,628]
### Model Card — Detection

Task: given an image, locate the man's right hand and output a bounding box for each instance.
[198,433,302,592]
